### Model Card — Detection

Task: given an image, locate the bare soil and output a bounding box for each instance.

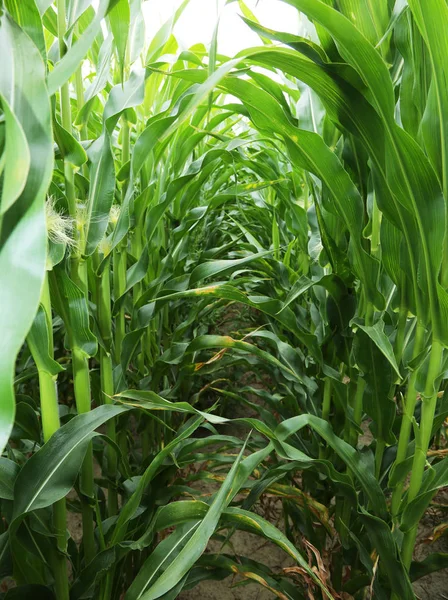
[64,306,448,599]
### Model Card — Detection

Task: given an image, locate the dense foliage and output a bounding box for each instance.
[1,0,448,598]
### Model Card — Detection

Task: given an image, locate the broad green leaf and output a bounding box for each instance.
[49,267,97,358]
[0,458,20,500]
[111,416,204,544]
[401,457,448,532]
[353,329,395,445]
[187,334,303,383]
[149,501,334,597]
[125,524,198,600]
[129,0,145,64]
[408,0,448,286]
[352,318,401,378]
[129,442,271,599]
[360,511,415,599]
[67,0,93,27]
[47,0,111,96]
[4,0,46,60]
[0,13,53,454]
[190,249,272,285]
[282,0,446,342]
[115,390,229,425]
[145,0,189,64]
[109,0,130,79]
[13,404,128,519]
[53,119,87,167]
[26,305,64,376]
[274,415,388,516]
[10,402,41,443]
[87,68,145,255]
[0,95,30,215]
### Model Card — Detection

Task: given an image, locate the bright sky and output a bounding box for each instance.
[142,0,300,56]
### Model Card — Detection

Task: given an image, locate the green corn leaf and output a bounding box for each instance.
[145,0,189,64]
[149,501,334,598]
[127,442,272,600]
[111,416,205,544]
[67,0,93,27]
[353,328,396,445]
[352,317,401,379]
[108,0,130,79]
[0,95,30,214]
[47,0,111,96]
[187,334,303,383]
[115,390,229,425]
[0,13,53,454]
[189,249,272,284]
[53,119,87,167]
[4,0,46,60]
[360,511,415,599]
[49,268,97,358]
[12,404,128,519]
[26,305,64,376]
[274,415,387,517]
[0,458,20,501]
[408,0,448,286]
[401,457,448,532]
[283,0,446,340]
[85,68,145,256]
[411,552,448,582]
[125,524,199,600]
[11,402,41,443]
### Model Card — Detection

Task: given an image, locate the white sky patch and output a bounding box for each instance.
[142,0,299,56]
[92,1,302,57]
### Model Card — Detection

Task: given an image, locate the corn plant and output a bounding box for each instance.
[1,0,448,599]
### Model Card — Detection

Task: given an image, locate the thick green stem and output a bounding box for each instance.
[131,221,145,375]
[51,499,69,600]
[340,377,365,546]
[72,346,96,564]
[101,347,118,516]
[95,259,118,516]
[38,370,61,443]
[370,194,381,257]
[401,339,444,569]
[394,287,408,362]
[113,245,127,364]
[73,347,92,414]
[27,275,69,600]
[319,378,331,460]
[321,377,331,422]
[391,323,426,517]
[80,445,95,565]
[112,113,131,367]
[37,277,61,440]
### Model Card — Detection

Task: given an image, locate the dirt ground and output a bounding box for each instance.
[178,530,294,600]
[65,307,448,599]
[177,379,448,599]
[412,495,448,600]
[63,423,448,600]
[176,520,448,600]
[63,416,448,600]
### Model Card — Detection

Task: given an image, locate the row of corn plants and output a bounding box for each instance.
[1,0,448,599]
